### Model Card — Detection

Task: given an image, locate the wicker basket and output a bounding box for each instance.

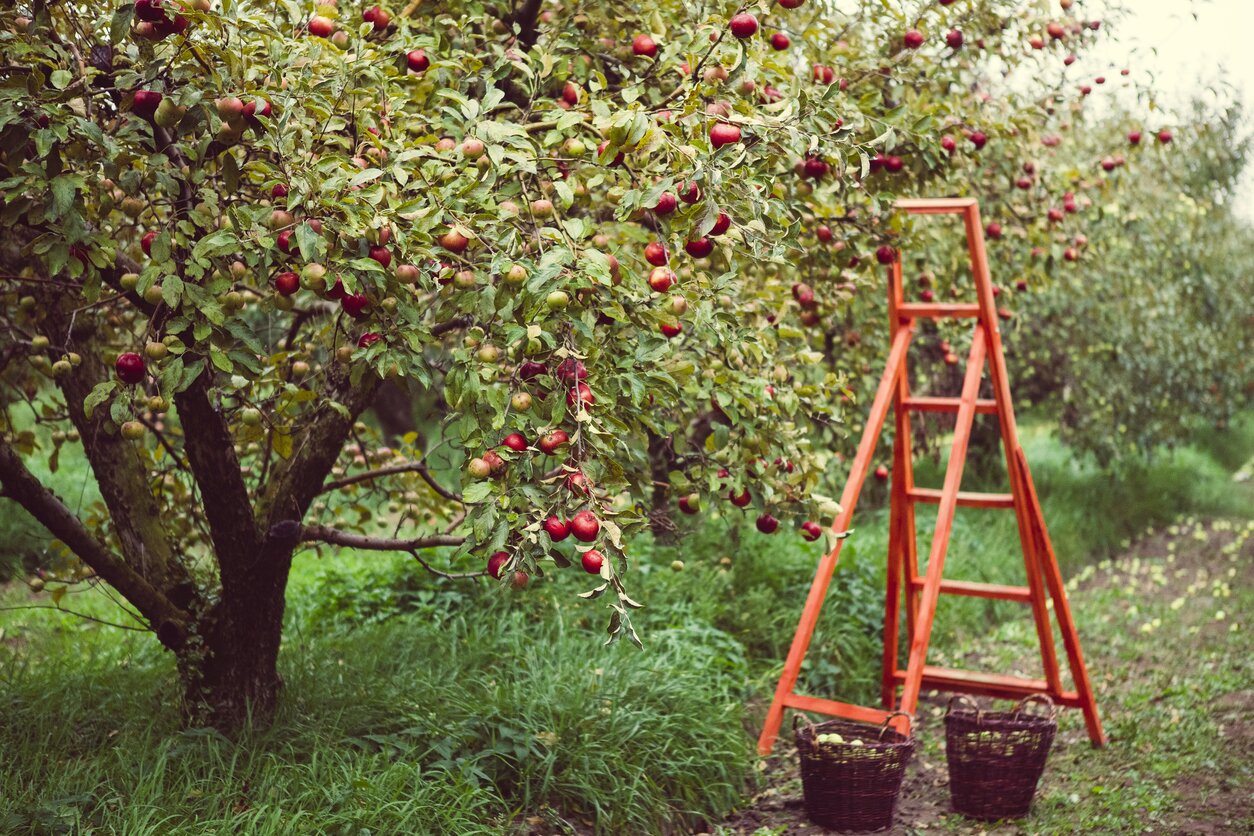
[944,694,1058,820]
[793,712,916,832]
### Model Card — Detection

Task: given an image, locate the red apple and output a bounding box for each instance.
[644,241,668,266]
[141,230,159,257]
[770,32,790,50]
[362,5,390,31]
[342,293,369,318]
[580,549,604,574]
[439,229,469,253]
[567,382,594,408]
[874,465,889,482]
[801,521,823,541]
[357,332,382,348]
[1128,130,1142,145]
[501,432,528,452]
[678,493,700,515]
[969,131,987,149]
[544,516,571,541]
[903,29,924,49]
[538,430,569,454]
[597,140,625,166]
[985,222,1002,239]
[946,29,963,50]
[555,358,587,382]
[648,266,675,293]
[875,245,896,265]
[654,192,677,215]
[709,212,731,236]
[115,352,146,384]
[941,135,957,154]
[730,13,758,39]
[571,509,600,542]
[368,245,391,268]
[709,122,741,148]
[659,322,682,338]
[685,238,714,258]
[487,551,510,579]
[308,16,334,37]
[632,34,658,57]
[566,470,592,495]
[728,487,751,507]
[1157,129,1173,144]
[274,271,300,296]
[803,156,829,179]
[407,49,429,71]
[131,90,163,118]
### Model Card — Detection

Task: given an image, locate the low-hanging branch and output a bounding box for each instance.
[300,524,466,552]
[318,460,464,504]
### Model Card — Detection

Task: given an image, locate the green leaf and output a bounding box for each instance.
[462,481,492,503]
[83,381,116,419]
[162,273,184,307]
[110,5,134,44]
[50,70,73,91]
[209,346,233,373]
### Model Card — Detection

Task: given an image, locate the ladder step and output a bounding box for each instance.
[908,578,1033,603]
[903,396,998,414]
[897,303,981,319]
[907,488,1016,509]
[782,693,895,725]
[891,666,1082,705]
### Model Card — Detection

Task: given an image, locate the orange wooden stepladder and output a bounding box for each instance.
[757,197,1106,755]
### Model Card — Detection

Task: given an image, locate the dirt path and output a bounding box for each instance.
[722,518,1254,835]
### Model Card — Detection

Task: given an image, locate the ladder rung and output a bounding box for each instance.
[891,666,1082,705]
[897,303,981,319]
[782,693,895,725]
[907,488,1017,509]
[908,578,1033,603]
[894,197,978,214]
[902,396,998,414]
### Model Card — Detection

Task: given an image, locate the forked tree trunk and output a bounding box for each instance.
[178,545,295,731]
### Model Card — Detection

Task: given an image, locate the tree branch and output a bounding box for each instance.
[174,371,260,570]
[318,459,464,504]
[300,524,466,552]
[0,440,189,647]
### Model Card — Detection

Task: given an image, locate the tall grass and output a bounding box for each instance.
[1,415,1251,833]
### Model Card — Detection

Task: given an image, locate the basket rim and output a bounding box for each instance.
[944,709,1057,729]
[796,716,916,751]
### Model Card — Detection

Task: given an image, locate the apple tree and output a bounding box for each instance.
[0,0,1157,730]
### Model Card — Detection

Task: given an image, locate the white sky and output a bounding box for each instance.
[1088,0,1254,219]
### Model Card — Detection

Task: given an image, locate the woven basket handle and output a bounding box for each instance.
[792,712,818,736]
[946,694,983,724]
[879,711,913,739]
[1012,693,1058,720]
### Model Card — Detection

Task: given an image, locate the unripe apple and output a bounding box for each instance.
[144,341,168,361]
[511,392,533,411]
[505,264,527,285]
[121,421,146,441]
[461,137,485,159]
[531,198,554,218]
[120,272,140,290]
[670,295,688,315]
[148,396,168,413]
[546,290,569,309]
[439,229,470,253]
[477,343,500,363]
[468,457,492,479]
[143,285,164,305]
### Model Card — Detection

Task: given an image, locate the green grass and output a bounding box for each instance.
[1,414,1251,833]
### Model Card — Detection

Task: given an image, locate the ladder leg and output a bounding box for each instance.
[757,327,914,755]
[964,201,1065,699]
[1015,447,1107,746]
[898,327,988,716]
[883,433,905,709]
[883,359,917,708]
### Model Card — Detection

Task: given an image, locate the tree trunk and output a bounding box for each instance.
[178,544,294,732]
